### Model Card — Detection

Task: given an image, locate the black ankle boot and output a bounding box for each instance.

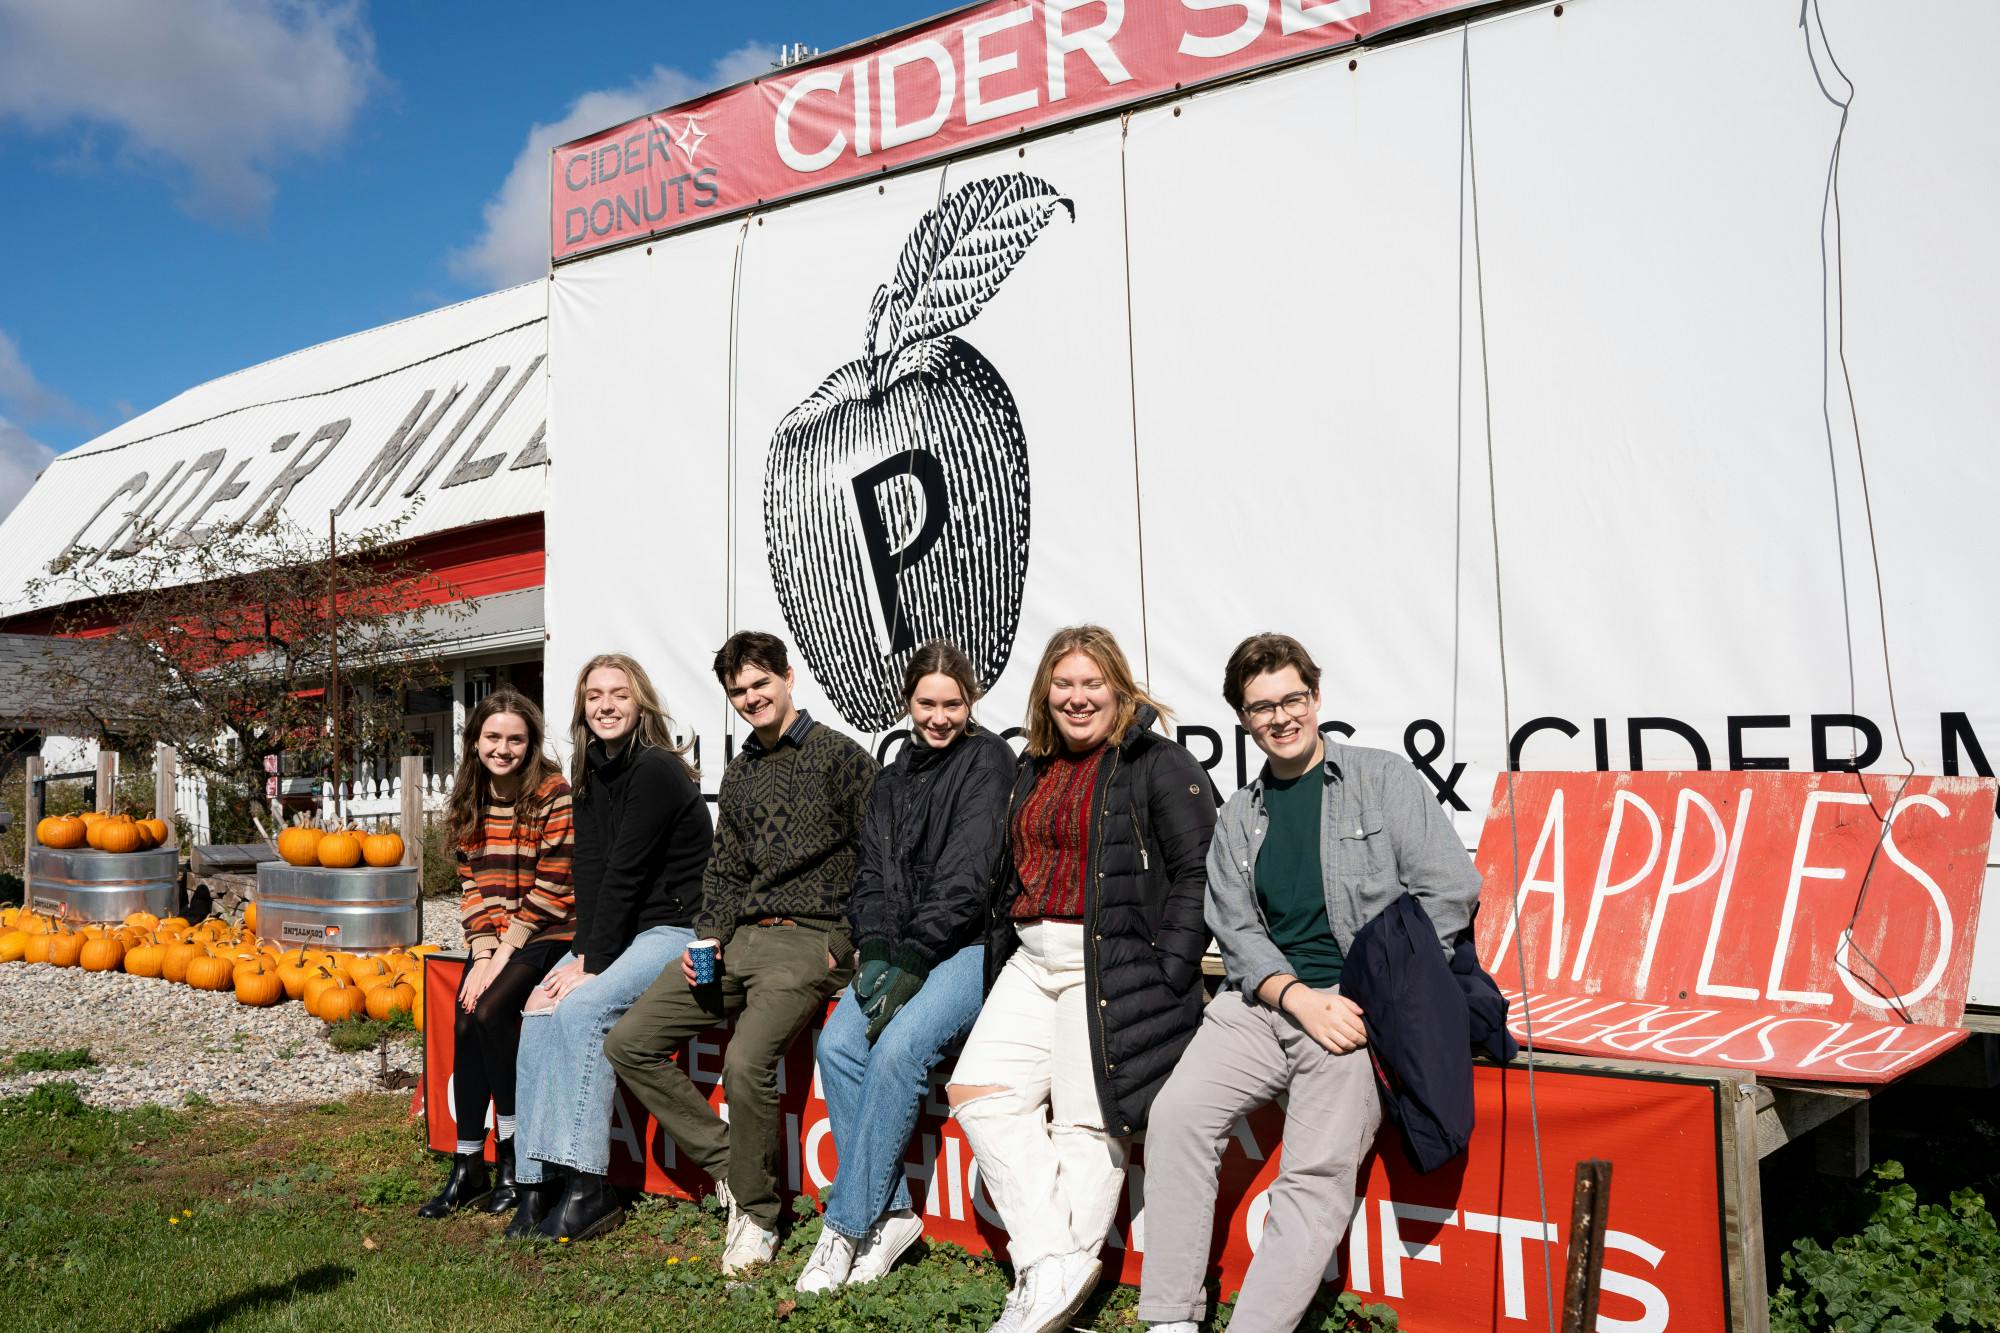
[505,1174,564,1239]
[482,1138,519,1214]
[536,1169,626,1242]
[416,1152,492,1218]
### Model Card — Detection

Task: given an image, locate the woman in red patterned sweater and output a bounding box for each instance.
[417,687,576,1220]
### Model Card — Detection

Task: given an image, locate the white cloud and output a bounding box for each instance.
[0,416,57,527]
[449,42,776,291]
[0,0,377,223]
[0,328,90,430]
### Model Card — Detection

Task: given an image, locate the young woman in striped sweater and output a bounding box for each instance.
[418,687,576,1220]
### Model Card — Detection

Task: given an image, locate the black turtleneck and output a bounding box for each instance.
[570,737,713,973]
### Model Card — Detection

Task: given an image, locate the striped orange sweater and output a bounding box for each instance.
[457,771,576,957]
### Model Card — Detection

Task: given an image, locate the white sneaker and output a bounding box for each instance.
[721,1207,779,1274]
[796,1224,859,1293]
[848,1208,925,1284]
[1148,1323,1200,1333]
[986,1267,1038,1333]
[1016,1250,1102,1333]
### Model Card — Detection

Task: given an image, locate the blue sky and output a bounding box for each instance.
[0,0,941,521]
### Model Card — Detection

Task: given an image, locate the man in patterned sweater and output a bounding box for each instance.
[606,630,875,1273]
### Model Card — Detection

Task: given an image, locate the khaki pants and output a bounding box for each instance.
[1135,988,1382,1332]
[603,922,851,1228]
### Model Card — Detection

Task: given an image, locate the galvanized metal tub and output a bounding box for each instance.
[254,863,421,953]
[27,846,179,923]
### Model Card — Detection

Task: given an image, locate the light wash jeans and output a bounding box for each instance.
[816,941,986,1239]
[513,923,694,1184]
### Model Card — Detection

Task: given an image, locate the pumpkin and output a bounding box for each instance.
[409,943,442,957]
[161,941,204,983]
[24,933,54,965]
[79,938,124,972]
[276,960,315,1000]
[235,966,284,1007]
[137,817,169,846]
[346,956,394,987]
[365,982,415,1021]
[242,901,258,932]
[79,924,109,940]
[77,811,106,828]
[99,820,143,854]
[276,826,323,867]
[185,955,235,991]
[124,942,167,978]
[317,985,367,1024]
[46,932,85,967]
[302,968,350,1015]
[0,931,27,963]
[160,916,189,930]
[124,911,160,931]
[36,815,86,849]
[361,832,405,868]
[316,832,362,869]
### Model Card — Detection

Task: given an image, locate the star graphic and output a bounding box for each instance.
[674,117,708,164]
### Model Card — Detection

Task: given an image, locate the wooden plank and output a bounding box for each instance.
[22,755,42,903]
[1718,1076,1770,1333]
[399,755,423,867]
[154,745,177,850]
[94,750,116,814]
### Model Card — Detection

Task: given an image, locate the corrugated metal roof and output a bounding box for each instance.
[0,282,550,618]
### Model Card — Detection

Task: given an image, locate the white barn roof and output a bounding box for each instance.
[0,282,548,618]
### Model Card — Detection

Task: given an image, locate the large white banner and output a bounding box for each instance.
[548,0,2000,998]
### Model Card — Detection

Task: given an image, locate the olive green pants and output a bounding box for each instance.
[604,922,851,1227]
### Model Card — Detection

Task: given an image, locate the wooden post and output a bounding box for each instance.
[23,755,43,903]
[154,745,178,850]
[1560,1159,1613,1333]
[95,750,117,814]
[399,755,424,868]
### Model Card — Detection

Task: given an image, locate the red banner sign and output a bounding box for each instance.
[549,0,1474,262]
[1473,772,1996,1082]
[422,957,1730,1326]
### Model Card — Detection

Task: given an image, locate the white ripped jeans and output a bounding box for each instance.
[949,919,1128,1271]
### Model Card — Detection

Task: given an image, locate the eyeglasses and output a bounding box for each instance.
[1241,690,1314,726]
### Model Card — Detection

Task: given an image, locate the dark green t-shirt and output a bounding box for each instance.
[1256,768,1344,987]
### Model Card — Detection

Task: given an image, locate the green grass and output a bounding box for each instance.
[322,1012,417,1054]
[0,1082,1393,1331]
[1,1046,97,1073]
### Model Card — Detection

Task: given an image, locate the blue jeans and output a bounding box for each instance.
[817,941,986,1239]
[513,924,694,1183]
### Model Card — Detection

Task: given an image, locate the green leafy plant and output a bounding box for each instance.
[324,1013,417,1054]
[3,1047,97,1073]
[355,1171,429,1208]
[1772,1160,2000,1332]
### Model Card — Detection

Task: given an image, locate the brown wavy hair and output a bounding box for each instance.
[569,653,698,799]
[1022,625,1171,758]
[443,688,563,849]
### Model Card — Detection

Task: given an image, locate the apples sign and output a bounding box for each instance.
[764,173,1072,731]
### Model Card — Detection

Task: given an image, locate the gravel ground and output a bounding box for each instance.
[0,898,464,1111]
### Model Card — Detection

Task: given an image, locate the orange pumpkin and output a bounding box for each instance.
[24,933,54,965]
[77,811,107,829]
[242,901,258,932]
[79,938,124,972]
[161,941,204,983]
[361,832,405,868]
[0,931,28,963]
[124,942,167,978]
[137,817,169,846]
[276,960,315,1000]
[316,832,362,869]
[276,826,323,867]
[235,967,284,1007]
[36,815,86,849]
[46,932,85,968]
[124,911,161,931]
[185,955,235,991]
[317,986,367,1023]
[95,820,143,854]
[303,968,350,1016]
[346,956,395,988]
[365,981,415,1021]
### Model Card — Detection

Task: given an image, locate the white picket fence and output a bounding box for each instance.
[317,772,449,828]
[172,772,212,846]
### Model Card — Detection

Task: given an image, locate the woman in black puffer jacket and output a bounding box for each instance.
[946,625,1217,1333]
[796,640,1016,1296]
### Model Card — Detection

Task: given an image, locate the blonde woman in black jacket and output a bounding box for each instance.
[795,640,1015,1294]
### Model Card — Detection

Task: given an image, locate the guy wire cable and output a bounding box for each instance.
[1800,0,1921,1020]
[724,214,751,747]
[1461,26,1556,1333]
[1119,109,1154,684]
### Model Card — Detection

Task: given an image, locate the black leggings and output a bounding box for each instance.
[452,936,567,1141]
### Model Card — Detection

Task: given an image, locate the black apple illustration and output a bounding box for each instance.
[764,173,1072,730]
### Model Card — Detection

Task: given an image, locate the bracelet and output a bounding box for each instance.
[1274,978,1304,1012]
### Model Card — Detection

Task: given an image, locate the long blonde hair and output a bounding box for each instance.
[569,653,698,798]
[444,688,564,849]
[1022,625,1172,758]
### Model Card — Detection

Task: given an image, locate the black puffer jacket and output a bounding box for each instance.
[849,725,1015,972]
[982,708,1217,1135]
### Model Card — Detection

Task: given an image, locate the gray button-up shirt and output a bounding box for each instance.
[1205,739,1482,999]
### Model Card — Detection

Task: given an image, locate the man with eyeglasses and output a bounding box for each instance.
[1135,632,1480,1333]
